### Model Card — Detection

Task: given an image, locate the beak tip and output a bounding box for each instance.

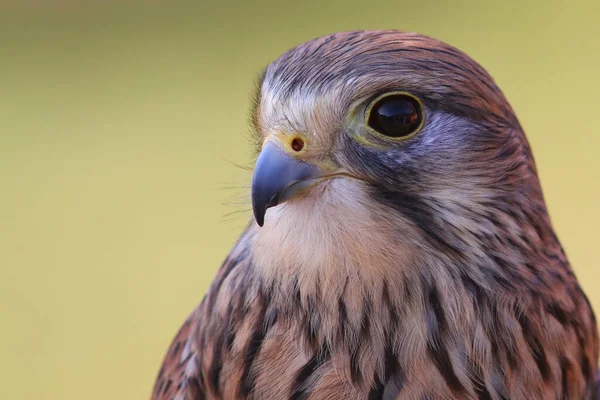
[254,211,265,227]
[251,140,321,228]
[252,197,265,227]
[252,192,279,227]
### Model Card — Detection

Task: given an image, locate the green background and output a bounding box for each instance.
[1,1,598,398]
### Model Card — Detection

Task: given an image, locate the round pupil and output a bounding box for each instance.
[368,95,421,138]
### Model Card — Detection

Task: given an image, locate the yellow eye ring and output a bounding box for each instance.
[364,91,425,141]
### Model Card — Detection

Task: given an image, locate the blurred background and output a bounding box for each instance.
[1,0,598,398]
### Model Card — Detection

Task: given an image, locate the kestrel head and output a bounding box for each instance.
[250,30,548,281]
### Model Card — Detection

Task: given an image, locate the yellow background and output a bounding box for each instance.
[1,1,598,398]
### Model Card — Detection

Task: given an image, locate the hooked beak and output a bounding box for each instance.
[251,141,323,227]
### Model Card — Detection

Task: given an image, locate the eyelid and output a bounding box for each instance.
[345,94,374,121]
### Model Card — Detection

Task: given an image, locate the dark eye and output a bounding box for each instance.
[367,94,423,138]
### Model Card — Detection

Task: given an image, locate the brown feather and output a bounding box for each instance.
[152,30,599,400]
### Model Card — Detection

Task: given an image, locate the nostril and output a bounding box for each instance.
[291,138,305,152]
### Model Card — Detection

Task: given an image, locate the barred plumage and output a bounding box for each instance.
[153,30,599,399]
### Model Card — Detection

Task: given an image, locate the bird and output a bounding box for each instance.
[152,30,599,399]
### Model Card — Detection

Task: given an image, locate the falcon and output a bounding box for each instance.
[152,30,599,399]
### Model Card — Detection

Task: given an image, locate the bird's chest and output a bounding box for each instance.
[209,311,434,399]
[198,225,597,399]
[200,288,595,400]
